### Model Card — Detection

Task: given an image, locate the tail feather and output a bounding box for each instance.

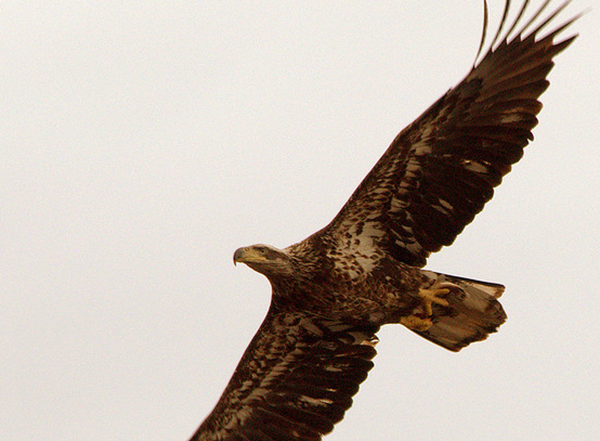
[416,272,507,352]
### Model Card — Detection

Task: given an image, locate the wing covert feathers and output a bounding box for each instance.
[192,309,379,441]
[323,0,580,268]
[193,1,581,439]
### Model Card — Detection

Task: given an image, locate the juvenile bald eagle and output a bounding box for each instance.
[192,1,581,440]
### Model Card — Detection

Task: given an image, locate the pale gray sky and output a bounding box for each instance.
[2,1,599,440]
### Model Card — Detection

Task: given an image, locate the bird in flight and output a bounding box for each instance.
[192,1,581,440]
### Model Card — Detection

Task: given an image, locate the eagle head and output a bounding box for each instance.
[233,244,293,277]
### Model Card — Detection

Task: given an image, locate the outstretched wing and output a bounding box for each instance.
[321,0,581,268]
[191,306,379,441]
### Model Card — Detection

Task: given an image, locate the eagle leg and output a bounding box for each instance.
[400,315,433,332]
[418,287,450,316]
[400,288,450,332]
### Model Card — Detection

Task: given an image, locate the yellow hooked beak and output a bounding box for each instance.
[233,247,267,266]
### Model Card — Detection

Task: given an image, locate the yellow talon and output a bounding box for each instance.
[418,287,450,316]
[400,287,450,332]
[400,315,433,332]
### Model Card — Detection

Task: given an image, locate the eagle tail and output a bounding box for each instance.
[414,272,507,352]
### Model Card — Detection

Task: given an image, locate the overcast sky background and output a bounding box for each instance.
[2,1,599,440]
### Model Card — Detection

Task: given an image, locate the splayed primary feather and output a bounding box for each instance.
[192,2,581,440]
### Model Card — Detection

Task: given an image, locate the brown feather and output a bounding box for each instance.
[323,0,579,268]
[193,2,581,440]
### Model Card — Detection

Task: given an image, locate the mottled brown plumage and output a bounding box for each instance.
[192,2,580,440]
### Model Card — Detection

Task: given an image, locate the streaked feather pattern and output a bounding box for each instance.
[193,310,378,441]
[193,2,580,440]
[325,0,581,268]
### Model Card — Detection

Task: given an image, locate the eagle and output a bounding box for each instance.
[192,1,580,440]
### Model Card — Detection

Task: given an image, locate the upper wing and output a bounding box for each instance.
[191,306,379,441]
[321,0,581,268]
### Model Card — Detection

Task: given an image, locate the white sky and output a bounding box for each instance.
[2,1,599,440]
